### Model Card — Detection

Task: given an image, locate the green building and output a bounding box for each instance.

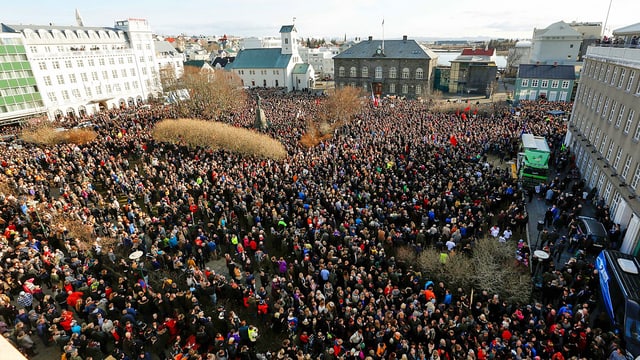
[0,33,45,125]
[514,63,575,102]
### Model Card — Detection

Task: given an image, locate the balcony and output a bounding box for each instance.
[586,45,640,66]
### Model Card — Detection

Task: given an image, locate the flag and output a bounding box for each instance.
[449,135,458,147]
[374,97,379,107]
[473,109,478,115]
[464,105,471,113]
[455,110,460,116]
[461,113,467,121]
[382,19,385,26]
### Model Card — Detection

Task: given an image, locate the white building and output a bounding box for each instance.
[506,40,532,77]
[298,46,338,80]
[227,25,314,91]
[1,18,161,120]
[184,43,210,61]
[240,36,281,49]
[155,40,184,80]
[530,21,582,65]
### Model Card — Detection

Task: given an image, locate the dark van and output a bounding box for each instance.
[577,216,609,251]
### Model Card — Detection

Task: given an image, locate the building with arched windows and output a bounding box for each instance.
[1,18,161,121]
[332,35,438,99]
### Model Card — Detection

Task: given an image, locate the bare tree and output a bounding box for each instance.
[174,67,246,120]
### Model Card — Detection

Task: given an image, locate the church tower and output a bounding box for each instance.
[279,25,298,56]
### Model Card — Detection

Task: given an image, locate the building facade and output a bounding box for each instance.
[514,64,575,101]
[227,25,314,91]
[1,18,161,121]
[333,36,438,99]
[564,44,640,255]
[530,21,582,65]
[448,48,498,96]
[0,33,46,125]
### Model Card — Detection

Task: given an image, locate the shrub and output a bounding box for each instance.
[21,125,97,145]
[152,118,287,160]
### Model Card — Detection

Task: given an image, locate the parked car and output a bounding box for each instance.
[577,216,609,251]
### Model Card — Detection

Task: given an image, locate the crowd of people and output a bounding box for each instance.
[0,91,630,360]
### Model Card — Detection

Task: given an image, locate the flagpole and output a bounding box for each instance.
[382,18,385,53]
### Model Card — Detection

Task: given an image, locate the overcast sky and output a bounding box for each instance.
[2,0,636,40]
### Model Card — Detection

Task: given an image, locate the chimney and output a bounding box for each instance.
[553,61,558,66]
[368,36,373,42]
[403,35,407,42]
[535,61,540,66]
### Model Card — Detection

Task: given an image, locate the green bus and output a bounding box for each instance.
[518,133,550,189]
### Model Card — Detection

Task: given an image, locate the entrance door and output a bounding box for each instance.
[373,82,383,97]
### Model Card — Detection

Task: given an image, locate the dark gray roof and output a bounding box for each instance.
[226,48,292,69]
[279,25,296,33]
[518,64,575,80]
[334,39,437,60]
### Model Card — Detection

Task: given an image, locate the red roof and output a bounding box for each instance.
[166,37,176,43]
[461,48,495,56]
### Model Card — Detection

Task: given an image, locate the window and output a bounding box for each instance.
[402,84,408,93]
[91,72,98,81]
[375,66,382,79]
[622,156,633,180]
[613,147,623,170]
[626,70,635,92]
[102,70,108,79]
[618,68,626,88]
[595,94,602,112]
[88,59,95,67]
[531,79,539,87]
[389,83,395,93]
[38,61,46,70]
[130,69,136,77]
[631,164,640,190]
[121,69,127,77]
[77,60,84,68]
[61,90,69,100]
[99,59,105,66]
[56,75,64,85]
[611,67,619,85]
[47,92,57,102]
[95,86,102,95]
[416,68,424,80]
[551,80,559,88]
[69,74,77,84]
[112,70,118,79]
[401,68,410,79]
[81,73,88,82]
[72,89,81,98]
[615,105,625,127]
[64,60,72,68]
[105,84,112,93]
[118,57,124,64]
[599,135,608,154]
[416,84,422,95]
[561,80,570,89]
[624,110,635,134]
[634,120,640,141]
[606,142,615,161]
[602,97,610,116]
[599,64,606,81]
[124,82,130,90]
[389,67,397,79]
[52,61,60,69]
[349,67,356,77]
[521,79,529,87]
[43,76,52,86]
[361,66,368,78]
[109,58,115,65]
[608,101,617,122]
[605,65,612,83]
[541,80,549,88]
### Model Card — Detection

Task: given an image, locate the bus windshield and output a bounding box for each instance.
[626,300,640,345]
